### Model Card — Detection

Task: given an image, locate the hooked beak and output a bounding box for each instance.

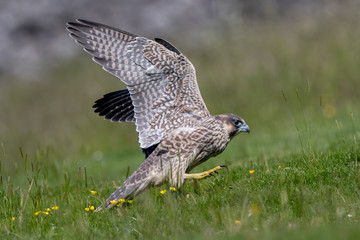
[240,123,250,133]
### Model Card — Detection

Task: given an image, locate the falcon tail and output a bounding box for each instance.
[95,185,139,212]
[95,154,160,211]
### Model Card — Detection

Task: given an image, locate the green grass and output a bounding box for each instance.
[1,16,360,239]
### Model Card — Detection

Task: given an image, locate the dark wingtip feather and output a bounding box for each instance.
[93,89,135,123]
[141,143,160,159]
[155,38,181,55]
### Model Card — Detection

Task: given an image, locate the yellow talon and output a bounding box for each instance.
[184,165,226,180]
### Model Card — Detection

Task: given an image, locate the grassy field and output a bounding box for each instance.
[1,16,360,239]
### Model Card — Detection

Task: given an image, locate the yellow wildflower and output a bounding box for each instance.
[235,220,240,224]
[249,170,255,174]
[90,190,97,195]
[119,198,126,203]
[84,207,90,211]
[110,200,117,205]
[34,211,42,216]
[160,189,167,195]
[11,217,16,221]
[45,208,51,212]
[278,165,282,169]
[170,187,177,192]
[89,206,95,211]
[128,200,133,204]
[51,206,59,211]
[43,211,50,215]
[117,203,121,207]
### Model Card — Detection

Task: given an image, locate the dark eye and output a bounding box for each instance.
[233,120,242,127]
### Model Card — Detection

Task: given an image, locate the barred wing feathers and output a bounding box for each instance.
[67,19,210,148]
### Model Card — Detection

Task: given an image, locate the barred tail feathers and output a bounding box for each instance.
[95,175,151,211]
[95,155,161,211]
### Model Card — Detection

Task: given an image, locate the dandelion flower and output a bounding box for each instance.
[45,208,51,212]
[110,200,117,205]
[34,211,42,216]
[84,207,90,211]
[128,200,133,204]
[170,187,177,192]
[90,190,97,195]
[235,220,240,224]
[249,170,255,174]
[43,211,50,215]
[160,189,167,195]
[51,206,59,211]
[119,198,126,203]
[90,206,95,211]
[11,217,16,221]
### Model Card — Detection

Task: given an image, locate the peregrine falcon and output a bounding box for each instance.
[67,19,250,210]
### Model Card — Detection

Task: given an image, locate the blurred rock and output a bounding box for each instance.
[0,0,348,80]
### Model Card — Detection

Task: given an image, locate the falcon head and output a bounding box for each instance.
[216,114,250,139]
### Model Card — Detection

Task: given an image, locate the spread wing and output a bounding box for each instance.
[67,19,210,148]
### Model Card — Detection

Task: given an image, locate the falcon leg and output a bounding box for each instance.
[184,165,226,180]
